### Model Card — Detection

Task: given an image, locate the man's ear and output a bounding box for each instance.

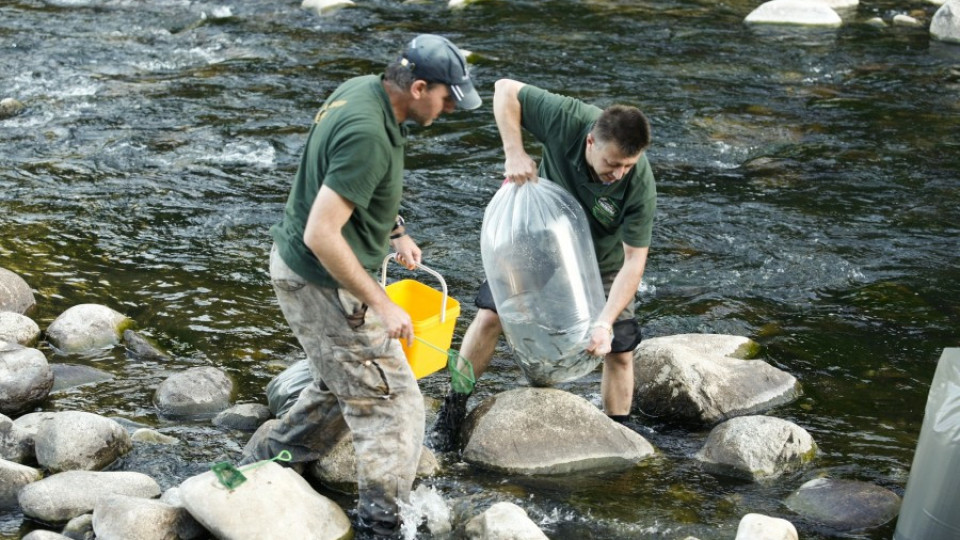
[410,79,428,99]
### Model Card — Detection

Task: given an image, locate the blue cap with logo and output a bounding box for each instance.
[400,34,481,111]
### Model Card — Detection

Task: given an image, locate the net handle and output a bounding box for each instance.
[379,253,450,323]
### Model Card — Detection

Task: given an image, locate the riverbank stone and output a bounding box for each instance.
[34,411,132,472]
[45,304,131,353]
[0,341,54,416]
[22,531,72,540]
[464,501,549,540]
[301,0,355,16]
[18,470,161,524]
[1,413,33,463]
[0,459,41,509]
[633,334,800,426]
[461,388,655,475]
[179,460,351,540]
[745,0,843,26]
[784,477,901,531]
[931,0,960,43]
[0,268,35,314]
[154,366,233,420]
[735,513,799,539]
[696,415,817,481]
[0,312,40,346]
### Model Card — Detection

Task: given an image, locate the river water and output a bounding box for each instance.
[2,0,959,538]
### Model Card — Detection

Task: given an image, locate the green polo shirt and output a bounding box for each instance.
[271,74,408,288]
[518,85,657,274]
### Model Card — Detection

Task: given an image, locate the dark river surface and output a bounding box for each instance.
[2,0,959,538]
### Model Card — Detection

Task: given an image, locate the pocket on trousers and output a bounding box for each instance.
[273,278,306,292]
[325,332,391,398]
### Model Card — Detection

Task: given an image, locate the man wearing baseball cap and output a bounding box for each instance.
[242,34,479,538]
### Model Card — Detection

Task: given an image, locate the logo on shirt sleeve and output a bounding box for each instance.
[314,100,348,123]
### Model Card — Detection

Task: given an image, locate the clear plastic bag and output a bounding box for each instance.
[480,178,606,386]
[265,359,312,417]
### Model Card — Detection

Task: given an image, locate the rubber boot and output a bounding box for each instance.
[425,390,470,452]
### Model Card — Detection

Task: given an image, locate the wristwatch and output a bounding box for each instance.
[390,215,406,240]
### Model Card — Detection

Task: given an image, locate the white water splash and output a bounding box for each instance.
[399,484,452,540]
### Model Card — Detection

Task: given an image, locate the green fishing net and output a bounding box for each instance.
[212,450,292,489]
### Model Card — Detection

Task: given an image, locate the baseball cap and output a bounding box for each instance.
[400,34,481,110]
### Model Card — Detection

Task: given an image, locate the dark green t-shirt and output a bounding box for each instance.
[518,85,657,274]
[271,75,408,288]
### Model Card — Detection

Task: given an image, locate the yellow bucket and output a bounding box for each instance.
[381,255,461,379]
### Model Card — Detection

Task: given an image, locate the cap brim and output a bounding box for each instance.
[450,82,482,111]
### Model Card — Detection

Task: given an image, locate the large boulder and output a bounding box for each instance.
[154,366,233,420]
[744,0,843,26]
[18,470,161,524]
[0,312,40,346]
[784,477,901,531]
[93,493,205,540]
[931,0,960,44]
[461,388,655,475]
[46,304,131,353]
[634,334,800,426]
[34,411,133,472]
[695,415,817,481]
[179,461,351,540]
[0,341,54,416]
[0,267,35,314]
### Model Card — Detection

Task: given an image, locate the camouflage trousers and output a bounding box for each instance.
[243,244,425,534]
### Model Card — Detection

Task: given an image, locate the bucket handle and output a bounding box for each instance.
[380,253,450,323]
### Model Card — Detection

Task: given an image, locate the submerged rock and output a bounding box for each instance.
[50,363,114,392]
[123,329,170,361]
[784,477,901,531]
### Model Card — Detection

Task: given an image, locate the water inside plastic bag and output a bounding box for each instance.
[481,178,606,386]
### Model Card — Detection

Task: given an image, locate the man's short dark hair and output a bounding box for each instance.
[384,61,443,93]
[592,105,652,156]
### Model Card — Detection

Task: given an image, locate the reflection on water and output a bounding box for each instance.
[2,0,959,538]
